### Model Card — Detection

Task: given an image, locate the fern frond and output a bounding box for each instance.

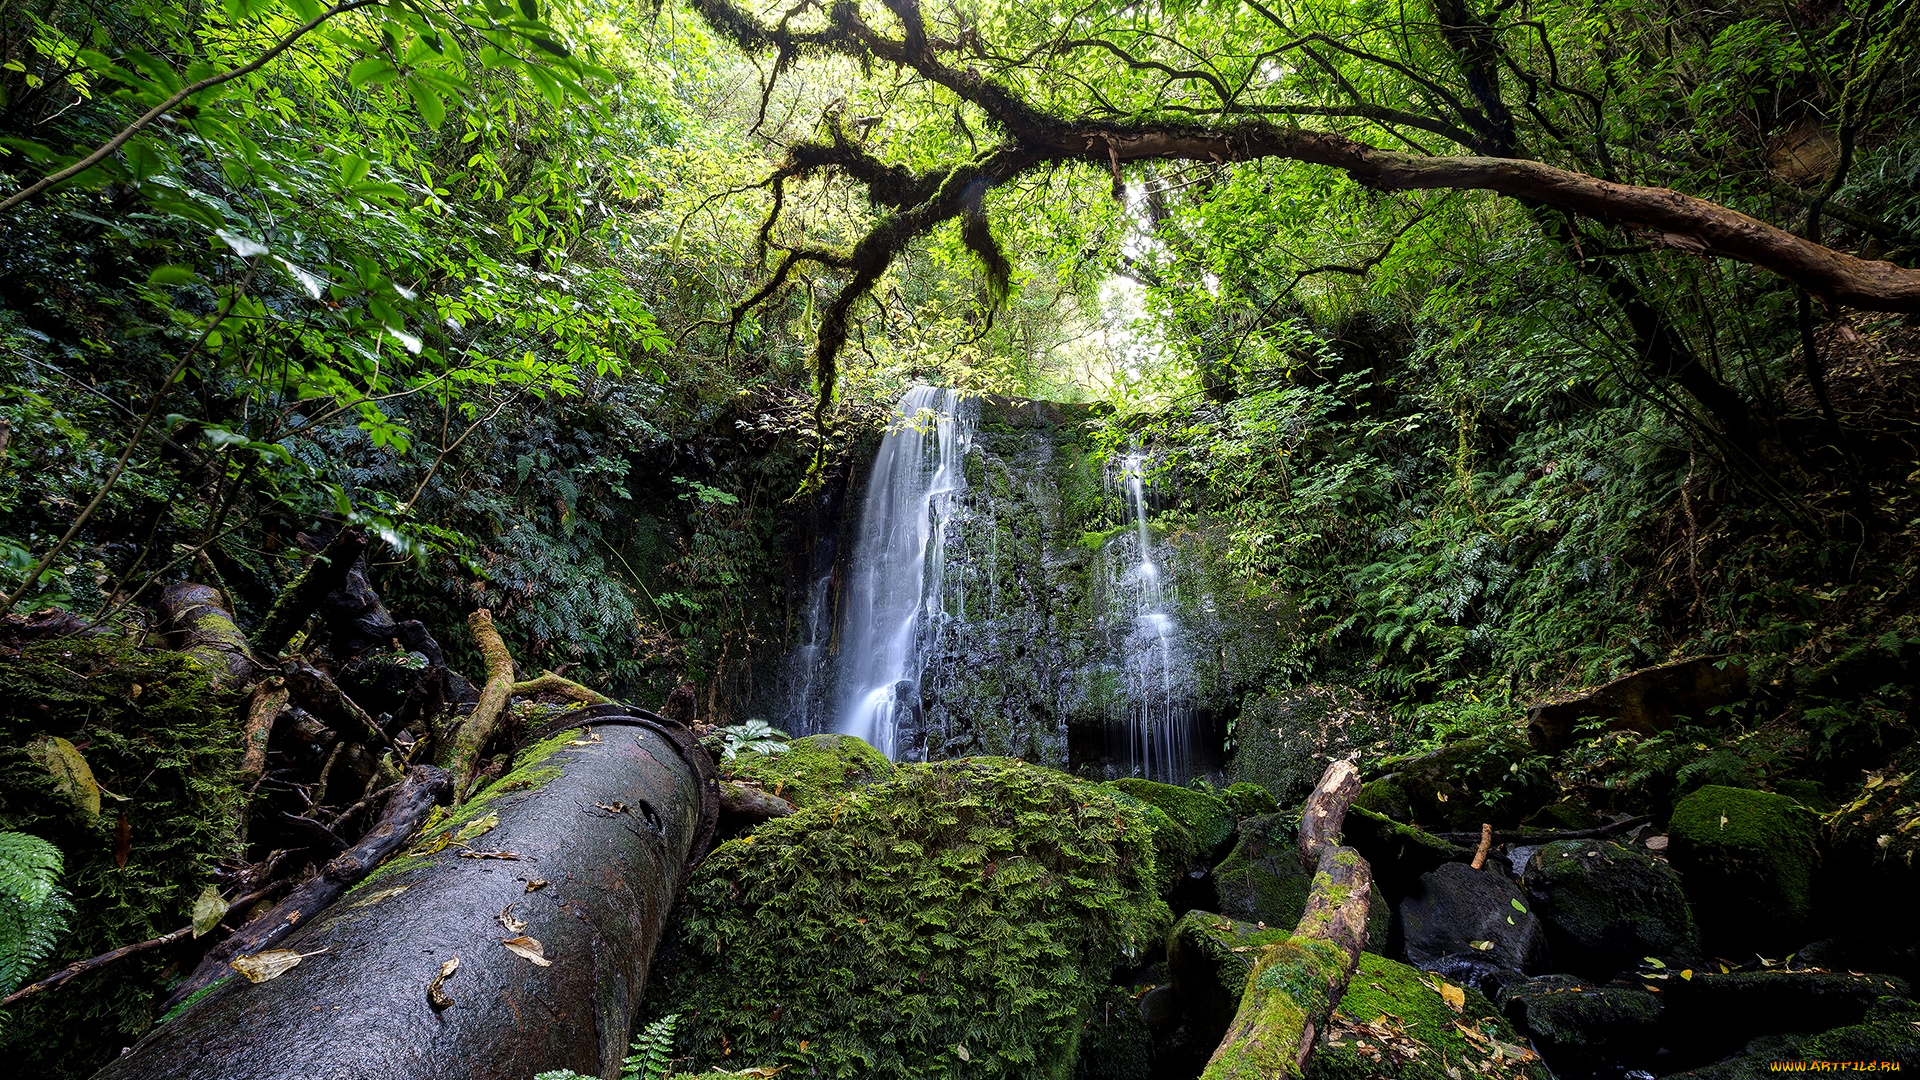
[0,832,71,997]
[622,1013,679,1080]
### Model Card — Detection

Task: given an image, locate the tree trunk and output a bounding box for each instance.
[1202,760,1373,1080]
[157,582,264,688]
[94,708,720,1080]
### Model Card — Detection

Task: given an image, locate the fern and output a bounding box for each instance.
[0,831,72,997]
[622,1012,678,1080]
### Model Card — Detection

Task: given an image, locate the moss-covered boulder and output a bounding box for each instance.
[1107,789,1198,896]
[1229,686,1397,809]
[720,732,893,809]
[1522,840,1699,979]
[0,634,243,1080]
[1661,969,1914,1066]
[1498,976,1663,1076]
[645,758,1172,1079]
[1341,805,1473,896]
[1667,785,1818,954]
[1213,813,1388,950]
[1667,996,1920,1080]
[1308,952,1548,1080]
[1221,781,1278,818]
[1166,910,1293,1051]
[1371,737,1555,831]
[1107,777,1233,855]
[1068,984,1156,1080]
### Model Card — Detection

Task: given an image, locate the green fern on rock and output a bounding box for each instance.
[0,830,71,998]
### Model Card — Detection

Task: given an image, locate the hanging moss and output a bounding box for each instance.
[0,633,243,1080]
[646,758,1173,1079]
[721,733,894,809]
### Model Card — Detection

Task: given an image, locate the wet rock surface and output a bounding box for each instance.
[1523,840,1699,980]
[1498,976,1664,1077]
[1667,785,1819,955]
[1399,861,1549,975]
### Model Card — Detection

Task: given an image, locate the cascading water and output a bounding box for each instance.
[832,386,977,759]
[1109,451,1196,780]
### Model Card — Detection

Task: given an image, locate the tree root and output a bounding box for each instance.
[509,670,610,705]
[250,526,367,659]
[450,608,515,800]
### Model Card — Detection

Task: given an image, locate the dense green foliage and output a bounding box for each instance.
[646,757,1172,1079]
[0,829,70,1000]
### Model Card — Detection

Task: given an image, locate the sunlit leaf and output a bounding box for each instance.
[191,885,228,938]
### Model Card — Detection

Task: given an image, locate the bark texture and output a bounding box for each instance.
[98,710,717,1080]
[1203,759,1373,1080]
[157,582,263,687]
[250,526,367,660]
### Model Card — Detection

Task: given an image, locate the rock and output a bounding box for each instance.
[1220,781,1277,817]
[1108,788,1200,897]
[1165,910,1291,1054]
[1343,805,1473,897]
[1523,799,1601,830]
[1399,861,1549,976]
[1137,984,1181,1031]
[1667,785,1818,954]
[1212,813,1389,952]
[1525,655,1748,751]
[1522,840,1699,979]
[1366,737,1555,831]
[1108,778,1234,855]
[1498,975,1663,1077]
[1660,969,1914,1069]
[1308,952,1549,1080]
[1228,685,1396,809]
[719,733,893,810]
[1666,997,1920,1080]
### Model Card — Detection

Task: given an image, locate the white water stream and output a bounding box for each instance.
[1111,451,1195,781]
[832,386,977,759]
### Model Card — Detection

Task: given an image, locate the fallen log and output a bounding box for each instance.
[99,707,719,1080]
[1203,760,1372,1080]
[250,526,367,660]
[157,582,263,687]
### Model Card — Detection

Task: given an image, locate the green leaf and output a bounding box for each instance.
[518,0,538,19]
[1510,898,1527,913]
[147,265,200,286]
[191,885,228,938]
[347,57,398,87]
[405,75,446,127]
[28,738,100,821]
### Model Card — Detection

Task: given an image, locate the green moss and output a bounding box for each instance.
[1667,784,1818,950]
[1230,687,1397,811]
[1222,782,1278,818]
[646,758,1172,1080]
[1108,789,1197,895]
[0,635,243,1079]
[722,733,893,810]
[1108,778,1233,853]
[1201,937,1348,1080]
[1351,778,1413,820]
[1309,953,1548,1080]
[1522,840,1698,974]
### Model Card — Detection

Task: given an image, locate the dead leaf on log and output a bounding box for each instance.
[427,955,459,1010]
[112,812,130,868]
[501,935,551,966]
[191,885,228,938]
[353,885,410,908]
[230,948,326,984]
[457,849,522,860]
[595,802,628,814]
[525,878,548,892]
[498,904,528,934]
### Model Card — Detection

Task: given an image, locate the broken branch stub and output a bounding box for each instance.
[98,710,718,1080]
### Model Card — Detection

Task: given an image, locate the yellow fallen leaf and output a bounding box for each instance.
[230,948,325,983]
[502,935,552,966]
[1680,969,1694,980]
[454,812,500,844]
[353,885,410,907]
[191,885,228,939]
[1438,982,1466,1012]
[29,736,100,821]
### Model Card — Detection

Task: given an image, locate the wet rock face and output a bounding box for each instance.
[1666,785,1818,955]
[1523,840,1699,980]
[1399,861,1550,977]
[1498,976,1664,1078]
[1659,970,1914,1070]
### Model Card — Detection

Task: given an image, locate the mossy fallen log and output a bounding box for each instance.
[93,707,718,1080]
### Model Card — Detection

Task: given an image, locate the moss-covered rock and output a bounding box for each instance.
[645,758,1172,1079]
[1309,953,1549,1080]
[721,732,894,810]
[1667,784,1819,954]
[1341,805,1473,896]
[1667,996,1920,1080]
[1522,800,1600,830]
[1522,840,1699,979]
[0,634,243,1080]
[1229,686,1397,810]
[1108,789,1198,896]
[1374,737,1555,831]
[1222,781,1278,818]
[1213,814,1388,951]
[1108,778,1233,854]
[1498,976,1663,1076]
[1661,969,1914,1066]
[1166,909,1293,1049]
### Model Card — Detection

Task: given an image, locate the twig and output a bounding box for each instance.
[1470,822,1493,870]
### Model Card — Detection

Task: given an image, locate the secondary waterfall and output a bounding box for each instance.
[1110,451,1196,781]
[833,386,977,759]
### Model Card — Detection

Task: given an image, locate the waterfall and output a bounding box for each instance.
[833,386,977,759]
[1110,451,1195,781]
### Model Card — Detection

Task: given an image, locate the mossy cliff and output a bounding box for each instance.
[0,634,244,1079]
[644,754,1175,1079]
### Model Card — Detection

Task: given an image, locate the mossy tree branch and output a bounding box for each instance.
[450,608,516,799]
